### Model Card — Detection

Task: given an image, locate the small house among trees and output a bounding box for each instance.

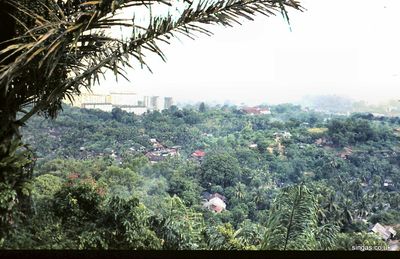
[191,150,206,162]
[240,107,271,115]
[338,147,353,159]
[202,192,227,213]
[203,197,226,213]
[370,223,397,241]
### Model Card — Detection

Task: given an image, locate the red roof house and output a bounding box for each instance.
[192,150,206,158]
[241,107,271,115]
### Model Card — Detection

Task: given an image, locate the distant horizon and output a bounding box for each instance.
[97,0,400,108]
[90,83,400,108]
[174,95,400,107]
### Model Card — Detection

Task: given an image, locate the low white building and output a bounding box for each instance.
[203,197,226,213]
[118,106,148,115]
[82,103,113,112]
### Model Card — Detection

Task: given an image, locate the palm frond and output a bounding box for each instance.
[262,184,318,250]
[0,0,303,123]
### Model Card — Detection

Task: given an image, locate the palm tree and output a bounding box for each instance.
[316,201,327,224]
[262,184,340,250]
[0,0,303,238]
[234,182,246,200]
[151,196,205,249]
[252,187,265,208]
[356,198,370,219]
[262,183,319,250]
[339,198,354,227]
[388,192,400,210]
[324,193,340,222]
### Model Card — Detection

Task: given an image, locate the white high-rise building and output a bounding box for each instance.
[150,96,159,110]
[82,94,108,104]
[110,92,140,106]
[164,97,173,109]
[82,103,113,112]
[68,87,174,115]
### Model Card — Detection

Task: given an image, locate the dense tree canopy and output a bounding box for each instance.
[1,103,398,250]
[0,0,303,235]
[200,152,241,189]
[2,0,400,252]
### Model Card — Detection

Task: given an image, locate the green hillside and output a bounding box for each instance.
[4,103,400,250]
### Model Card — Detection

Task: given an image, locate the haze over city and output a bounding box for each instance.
[4,1,400,251]
[93,0,400,106]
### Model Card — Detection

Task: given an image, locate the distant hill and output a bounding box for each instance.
[297,95,400,116]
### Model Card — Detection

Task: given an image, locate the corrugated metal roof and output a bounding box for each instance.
[371,223,391,240]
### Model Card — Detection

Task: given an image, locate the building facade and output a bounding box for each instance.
[69,90,173,114]
[164,97,173,109]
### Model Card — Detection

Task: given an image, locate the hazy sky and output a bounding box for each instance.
[95,0,400,105]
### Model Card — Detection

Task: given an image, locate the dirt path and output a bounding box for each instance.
[388,240,399,251]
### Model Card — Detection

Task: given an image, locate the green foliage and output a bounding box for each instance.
[0,183,18,230]
[2,215,74,249]
[101,196,162,250]
[151,196,205,250]
[5,183,162,249]
[52,179,104,226]
[369,210,400,225]
[234,220,266,249]
[204,223,243,250]
[0,0,302,236]
[315,224,340,250]
[98,166,141,198]
[166,169,203,206]
[262,184,335,250]
[327,118,394,146]
[31,174,63,217]
[5,101,400,250]
[32,174,63,201]
[0,139,33,239]
[200,152,241,189]
[334,232,388,251]
[0,139,33,173]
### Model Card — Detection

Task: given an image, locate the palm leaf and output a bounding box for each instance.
[262,184,318,250]
[0,0,303,124]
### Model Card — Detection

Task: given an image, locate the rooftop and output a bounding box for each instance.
[371,223,397,241]
[192,150,206,157]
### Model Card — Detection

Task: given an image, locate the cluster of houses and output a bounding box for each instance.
[80,138,400,249]
[143,140,228,214]
[142,140,227,213]
[240,107,271,115]
[143,138,208,164]
[144,139,180,163]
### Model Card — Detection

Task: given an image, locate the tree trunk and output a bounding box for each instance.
[0,111,34,241]
[0,0,33,242]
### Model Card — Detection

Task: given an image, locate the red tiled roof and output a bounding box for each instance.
[242,107,259,114]
[192,150,206,157]
[210,193,227,202]
[241,107,270,114]
[67,173,80,179]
